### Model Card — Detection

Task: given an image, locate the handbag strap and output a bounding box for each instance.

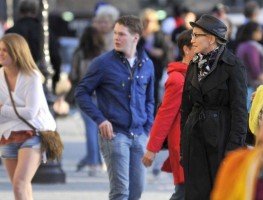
[4,72,36,131]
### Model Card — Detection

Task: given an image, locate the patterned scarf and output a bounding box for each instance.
[193,47,220,81]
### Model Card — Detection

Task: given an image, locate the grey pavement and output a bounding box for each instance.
[0,111,174,200]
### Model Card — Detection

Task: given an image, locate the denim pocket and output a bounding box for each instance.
[135,77,148,95]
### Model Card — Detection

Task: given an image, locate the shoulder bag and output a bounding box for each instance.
[4,72,64,161]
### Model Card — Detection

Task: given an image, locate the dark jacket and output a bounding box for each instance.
[138,31,168,82]
[6,17,41,62]
[74,48,155,136]
[6,17,61,89]
[180,46,248,200]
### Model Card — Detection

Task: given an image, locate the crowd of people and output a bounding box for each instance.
[1,0,263,199]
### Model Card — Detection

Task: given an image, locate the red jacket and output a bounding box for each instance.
[147,61,187,184]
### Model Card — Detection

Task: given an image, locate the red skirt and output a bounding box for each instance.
[0,130,35,145]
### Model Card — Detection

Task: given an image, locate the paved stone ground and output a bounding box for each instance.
[0,111,174,200]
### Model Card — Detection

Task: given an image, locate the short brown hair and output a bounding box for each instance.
[19,0,39,16]
[115,15,143,37]
[177,29,192,57]
[244,1,259,18]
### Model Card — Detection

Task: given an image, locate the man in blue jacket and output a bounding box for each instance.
[75,15,155,200]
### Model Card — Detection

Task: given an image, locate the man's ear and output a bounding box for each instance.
[134,33,140,42]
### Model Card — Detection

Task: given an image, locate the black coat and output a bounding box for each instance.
[180,47,248,200]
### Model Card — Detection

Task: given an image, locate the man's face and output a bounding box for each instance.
[113,23,138,57]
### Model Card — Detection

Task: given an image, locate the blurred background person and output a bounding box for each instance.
[69,26,105,176]
[211,3,229,23]
[210,3,235,53]
[171,7,196,61]
[93,4,120,52]
[5,0,61,92]
[161,3,186,36]
[236,21,263,109]
[0,20,5,38]
[139,8,169,115]
[235,0,262,48]
[143,29,195,200]
[138,8,169,178]
[223,19,235,53]
[6,0,41,63]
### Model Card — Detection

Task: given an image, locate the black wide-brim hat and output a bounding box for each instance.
[190,14,227,42]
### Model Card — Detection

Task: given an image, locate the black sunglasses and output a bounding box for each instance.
[191,33,207,38]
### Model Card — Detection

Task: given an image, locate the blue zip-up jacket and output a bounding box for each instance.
[74,47,155,136]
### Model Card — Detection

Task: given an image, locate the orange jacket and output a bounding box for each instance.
[211,147,263,200]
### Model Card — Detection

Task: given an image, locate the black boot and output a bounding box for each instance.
[169,184,185,200]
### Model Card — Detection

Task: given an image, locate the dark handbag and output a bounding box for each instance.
[246,112,255,146]
[156,102,169,150]
[246,100,256,146]
[161,137,168,150]
[5,73,64,161]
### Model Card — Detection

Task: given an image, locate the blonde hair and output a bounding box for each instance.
[249,85,263,135]
[1,33,43,77]
[140,8,160,32]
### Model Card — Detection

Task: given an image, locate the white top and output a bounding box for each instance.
[127,57,136,68]
[0,68,56,139]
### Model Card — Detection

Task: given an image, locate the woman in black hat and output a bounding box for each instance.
[180,14,248,200]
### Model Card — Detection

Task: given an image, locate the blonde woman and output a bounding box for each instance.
[0,33,56,200]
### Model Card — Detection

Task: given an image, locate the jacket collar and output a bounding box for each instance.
[114,45,151,67]
[220,48,236,66]
[167,62,188,76]
[190,46,232,95]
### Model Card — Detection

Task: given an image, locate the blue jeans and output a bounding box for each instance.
[1,136,41,159]
[80,111,102,165]
[100,132,148,200]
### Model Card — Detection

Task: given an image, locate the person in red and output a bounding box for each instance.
[142,29,195,200]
